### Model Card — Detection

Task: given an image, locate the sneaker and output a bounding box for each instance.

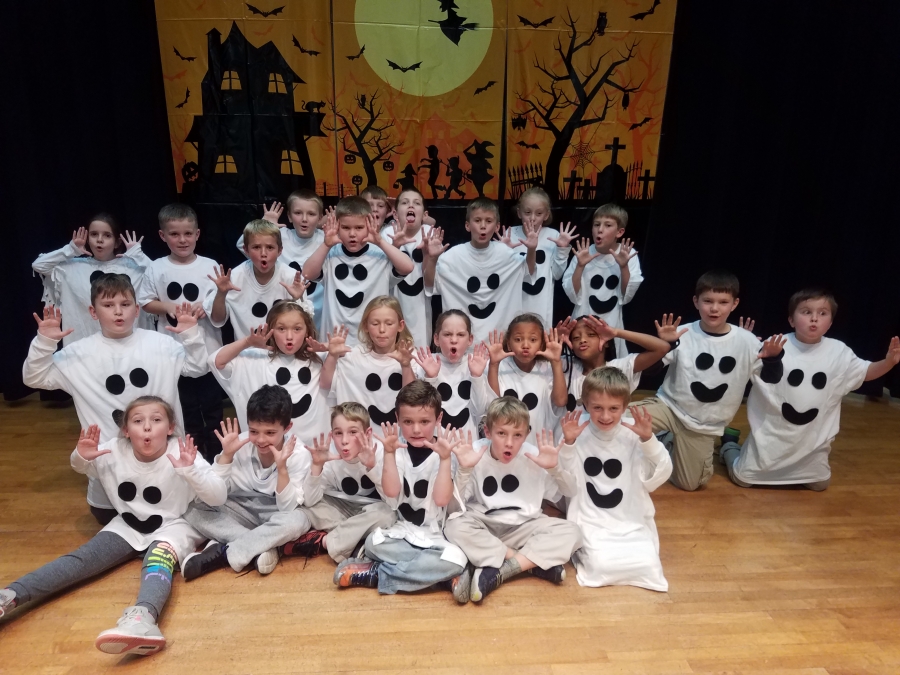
[722,427,741,446]
[529,564,566,584]
[450,565,472,604]
[255,548,280,575]
[282,529,327,558]
[0,588,17,618]
[333,558,380,588]
[470,566,503,603]
[94,606,165,656]
[181,540,228,581]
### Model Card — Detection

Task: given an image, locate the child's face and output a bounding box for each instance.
[507,322,544,364]
[397,404,439,447]
[433,315,473,362]
[465,208,499,248]
[271,310,308,355]
[693,290,739,331]
[592,216,624,252]
[789,298,833,343]
[570,322,604,363]
[583,390,628,431]
[517,196,550,230]
[365,306,404,351]
[331,414,371,461]
[396,192,425,231]
[248,420,290,454]
[288,199,322,238]
[90,291,139,338]
[124,403,174,463]
[364,197,391,229]
[484,420,529,463]
[159,219,199,260]
[88,220,117,261]
[243,234,281,275]
[338,214,369,252]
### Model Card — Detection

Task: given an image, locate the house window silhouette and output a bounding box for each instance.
[215,154,237,174]
[221,70,241,90]
[268,73,287,94]
[281,150,302,175]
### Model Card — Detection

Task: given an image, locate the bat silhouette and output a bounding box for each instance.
[474,80,497,95]
[173,47,196,62]
[511,115,527,130]
[387,60,422,73]
[292,36,320,56]
[631,0,661,21]
[628,116,653,130]
[516,141,540,150]
[430,8,478,45]
[595,12,608,35]
[518,15,554,28]
[175,88,190,109]
[246,3,284,17]
[347,45,365,61]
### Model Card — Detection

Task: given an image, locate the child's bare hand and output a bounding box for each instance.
[611,238,637,268]
[574,238,602,267]
[305,335,329,352]
[654,313,686,342]
[554,316,576,348]
[208,265,241,294]
[420,422,459,460]
[494,225,523,249]
[246,323,273,350]
[165,302,199,334]
[412,346,441,378]
[885,336,900,365]
[355,433,378,470]
[758,334,786,360]
[536,328,563,362]
[487,330,513,364]
[527,429,562,470]
[322,209,340,246]
[262,201,284,225]
[560,410,589,445]
[390,220,418,249]
[450,430,485,468]
[270,435,296,470]
[364,215,384,247]
[468,341,489,378]
[213,418,251,460]
[33,305,74,341]
[583,315,618,341]
[548,221,576,248]
[280,271,310,300]
[373,423,407,455]
[388,339,414,368]
[168,435,198,469]
[305,432,335,468]
[739,316,756,334]
[71,227,91,256]
[522,220,541,251]
[116,231,144,256]
[76,425,109,461]
[622,406,654,442]
[422,226,449,259]
[326,325,351,359]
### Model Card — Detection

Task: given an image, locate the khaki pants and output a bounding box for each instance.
[444,510,582,570]
[302,496,396,563]
[629,397,715,491]
[721,442,830,492]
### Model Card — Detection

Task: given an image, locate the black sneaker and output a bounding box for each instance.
[181,541,228,581]
[470,566,503,603]
[333,558,380,588]
[282,529,328,558]
[722,427,741,446]
[529,564,566,584]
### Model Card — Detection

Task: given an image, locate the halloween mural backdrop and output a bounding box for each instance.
[155,0,676,212]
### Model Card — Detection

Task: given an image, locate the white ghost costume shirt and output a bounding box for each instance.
[331,345,405,430]
[564,353,641,409]
[562,422,672,591]
[413,355,486,440]
[732,334,870,485]
[383,226,433,348]
[303,440,385,506]
[509,225,571,331]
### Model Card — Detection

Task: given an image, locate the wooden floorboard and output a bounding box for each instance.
[1,392,899,674]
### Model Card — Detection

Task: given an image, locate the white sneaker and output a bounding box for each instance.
[0,588,17,618]
[255,548,280,575]
[95,606,165,656]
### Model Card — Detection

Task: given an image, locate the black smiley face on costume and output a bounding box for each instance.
[365,373,402,425]
[341,474,376,497]
[781,368,827,425]
[288,262,317,295]
[689,352,737,403]
[583,456,623,509]
[335,262,368,308]
[587,273,620,315]
[275,366,313,418]
[107,368,150,426]
[482,474,520,496]
[438,381,472,428]
[518,248,547,295]
[466,274,500,320]
[117,481,164,534]
[395,250,425,297]
[503,388,538,411]
[163,282,201,326]
[399,477,430,525]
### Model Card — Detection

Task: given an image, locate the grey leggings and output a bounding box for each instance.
[8,531,176,621]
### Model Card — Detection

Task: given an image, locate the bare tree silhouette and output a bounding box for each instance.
[327,90,401,187]
[515,9,641,199]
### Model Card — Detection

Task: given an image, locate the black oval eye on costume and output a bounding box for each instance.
[787,369,804,386]
[605,275,619,290]
[335,264,350,280]
[276,367,291,385]
[352,265,367,281]
[603,459,622,478]
[251,302,268,318]
[719,356,736,374]
[811,372,827,390]
[130,368,149,388]
[487,274,500,290]
[166,281,183,300]
[467,277,480,293]
[584,457,603,477]
[695,353,714,370]
[590,275,604,290]
[365,374,382,391]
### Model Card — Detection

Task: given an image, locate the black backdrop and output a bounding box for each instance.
[2,0,899,398]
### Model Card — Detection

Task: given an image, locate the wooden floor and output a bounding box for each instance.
[1,393,900,675]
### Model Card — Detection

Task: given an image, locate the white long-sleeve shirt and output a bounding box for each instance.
[509,225,571,330]
[383,225,433,348]
[331,346,404,430]
[413,355,487,439]
[302,440,385,506]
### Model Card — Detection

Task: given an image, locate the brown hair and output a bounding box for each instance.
[361,185,390,202]
[503,313,546,354]
[90,273,136,305]
[395,380,442,418]
[517,187,553,225]
[243,219,282,248]
[788,288,838,317]
[592,204,628,230]
[434,309,472,336]
[695,270,740,299]
[265,301,321,364]
[581,366,631,406]
[157,203,198,229]
[335,196,372,220]
[396,187,424,203]
[484,396,530,431]
[87,213,125,256]
[331,401,370,428]
[120,395,176,432]
[285,189,324,215]
[466,197,500,221]
[358,296,414,350]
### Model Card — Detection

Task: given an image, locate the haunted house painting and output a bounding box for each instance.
[182,22,326,204]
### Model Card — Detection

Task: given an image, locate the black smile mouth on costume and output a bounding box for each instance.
[121,512,163,534]
[468,302,496,320]
[782,402,819,426]
[690,381,728,403]
[291,394,312,418]
[522,277,546,296]
[397,278,424,296]
[588,296,618,315]
[441,408,470,428]
[586,482,623,509]
[336,289,365,308]
[368,405,396,426]
[398,503,426,526]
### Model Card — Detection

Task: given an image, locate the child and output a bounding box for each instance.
[444,397,582,603]
[23,274,207,523]
[0,397,226,655]
[562,204,643,357]
[483,314,567,445]
[138,203,224,461]
[300,196,415,346]
[362,185,394,232]
[506,187,576,330]
[210,301,331,443]
[424,197,539,346]
[205,219,312,341]
[629,271,779,491]
[281,402,396,563]
[32,213,152,345]
[236,192,327,328]
[411,309,491,439]
[332,381,470,603]
[560,367,672,591]
[723,289,900,490]
[326,296,416,429]
[181,385,311,578]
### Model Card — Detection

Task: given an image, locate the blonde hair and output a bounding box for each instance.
[265,301,321,364]
[592,204,628,230]
[335,196,372,220]
[484,396,530,431]
[285,189,323,215]
[120,396,176,433]
[331,401,370,428]
[581,366,631,405]
[358,295,413,349]
[517,187,553,225]
[243,219,282,248]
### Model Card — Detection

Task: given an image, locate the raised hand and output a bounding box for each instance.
[270,435,296,470]
[468,341,489,377]
[611,238,637,268]
[364,214,384,246]
[322,208,340,246]
[388,339,414,368]
[422,226,449,259]
[213,418,251,460]
[739,316,756,334]
[71,227,91,256]
[304,432,335,467]
[522,220,541,251]
[262,201,284,225]
[554,316,576,348]
[536,327,563,362]
[355,433,378,470]
[548,221,576,248]
[76,425,109,461]
[450,430,486,468]
[885,336,900,365]
[574,237,603,266]
[326,325,352,359]
[165,301,199,334]
[117,231,144,256]
[622,405,654,442]
[305,335,329,353]
[654,313,687,342]
[280,271,310,300]
[412,346,441,378]
[526,429,563,470]
[208,264,241,294]
[493,225,523,249]
[246,323,274,350]
[560,410,590,445]
[33,305,74,341]
[374,422,407,455]
[169,435,198,468]
[420,422,460,460]
[758,334,786,360]
[390,219,418,248]
[583,315,618,342]
[487,330,513,364]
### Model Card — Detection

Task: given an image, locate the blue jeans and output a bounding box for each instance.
[364,533,464,595]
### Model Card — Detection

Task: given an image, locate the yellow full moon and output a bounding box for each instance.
[354,0,493,97]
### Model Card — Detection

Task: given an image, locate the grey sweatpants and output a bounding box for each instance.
[444,510,583,569]
[721,441,830,491]
[302,496,396,562]
[185,495,310,571]
[8,531,175,620]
